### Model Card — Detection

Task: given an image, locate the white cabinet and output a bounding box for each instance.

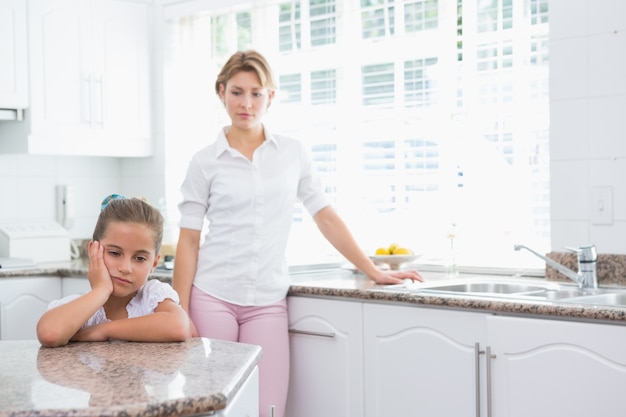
[289,296,626,417]
[0,0,28,113]
[0,0,152,156]
[218,366,259,417]
[0,276,61,340]
[61,276,91,296]
[285,296,364,417]
[363,304,488,417]
[487,315,626,417]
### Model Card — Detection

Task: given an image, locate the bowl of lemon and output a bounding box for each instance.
[370,243,420,270]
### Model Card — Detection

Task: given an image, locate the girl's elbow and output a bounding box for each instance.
[37,327,68,348]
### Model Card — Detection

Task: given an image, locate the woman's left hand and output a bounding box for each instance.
[370,269,423,285]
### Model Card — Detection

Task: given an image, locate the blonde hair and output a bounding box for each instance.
[215,50,276,95]
[93,197,164,254]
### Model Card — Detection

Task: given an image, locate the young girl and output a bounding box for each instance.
[37,195,191,348]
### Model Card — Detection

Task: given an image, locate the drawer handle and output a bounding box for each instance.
[288,328,336,338]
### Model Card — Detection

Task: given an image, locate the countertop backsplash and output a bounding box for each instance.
[546,252,626,286]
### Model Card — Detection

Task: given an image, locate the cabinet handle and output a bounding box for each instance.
[288,328,335,338]
[81,75,91,125]
[93,76,104,128]
[475,343,481,417]
[486,346,496,417]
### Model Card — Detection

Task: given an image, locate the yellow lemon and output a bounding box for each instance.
[394,247,413,255]
[375,247,390,255]
[387,243,399,255]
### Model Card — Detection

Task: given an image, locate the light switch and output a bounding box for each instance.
[591,186,613,225]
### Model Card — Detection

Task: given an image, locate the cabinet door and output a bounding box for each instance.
[219,366,259,417]
[286,296,363,417]
[62,277,91,296]
[0,277,61,340]
[0,0,28,109]
[488,315,626,417]
[28,0,92,142]
[363,304,488,417]
[27,0,151,156]
[91,0,151,155]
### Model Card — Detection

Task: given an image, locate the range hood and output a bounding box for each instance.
[0,109,25,121]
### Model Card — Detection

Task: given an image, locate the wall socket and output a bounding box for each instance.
[591,185,613,225]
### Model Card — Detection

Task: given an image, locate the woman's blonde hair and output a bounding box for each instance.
[215,50,276,95]
[93,196,163,254]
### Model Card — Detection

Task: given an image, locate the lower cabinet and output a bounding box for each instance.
[363,304,488,417]
[285,296,364,417]
[0,276,61,340]
[487,315,626,417]
[288,296,626,417]
[0,275,90,341]
[61,276,91,296]
[218,366,259,417]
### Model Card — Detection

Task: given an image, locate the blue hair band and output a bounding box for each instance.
[101,194,126,211]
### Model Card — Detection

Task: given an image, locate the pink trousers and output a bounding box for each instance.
[189,286,289,417]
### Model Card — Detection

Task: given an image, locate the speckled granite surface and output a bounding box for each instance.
[546,252,626,285]
[4,256,626,327]
[287,275,626,324]
[0,338,261,417]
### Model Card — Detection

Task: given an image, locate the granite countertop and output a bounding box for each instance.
[4,259,626,324]
[0,337,261,417]
[286,269,626,324]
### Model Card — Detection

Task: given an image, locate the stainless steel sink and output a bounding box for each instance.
[420,281,549,295]
[380,276,626,307]
[562,291,626,307]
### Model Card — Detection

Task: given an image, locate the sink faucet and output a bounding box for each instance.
[514,244,598,289]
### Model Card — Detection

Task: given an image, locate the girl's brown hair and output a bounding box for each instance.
[215,50,276,95]
[93,197,164,254]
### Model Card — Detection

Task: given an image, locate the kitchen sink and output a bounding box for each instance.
[562,291,626,307]
[383,276,626,305]
[417,281,554,296]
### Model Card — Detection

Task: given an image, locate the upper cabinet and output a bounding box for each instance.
[0,0,152,156]
[0,0,28,114]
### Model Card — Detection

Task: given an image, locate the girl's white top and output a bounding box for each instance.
[178,125,329,306]
[47,279,180,327]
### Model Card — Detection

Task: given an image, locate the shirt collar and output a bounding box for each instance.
[215,125,278,157]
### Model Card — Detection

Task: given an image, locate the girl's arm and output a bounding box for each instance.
[36,241,113,347]
[313,206,423,285]
[70,298,191,343]
[172,227,201,336]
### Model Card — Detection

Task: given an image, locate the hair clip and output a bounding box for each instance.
[101,194,126,211]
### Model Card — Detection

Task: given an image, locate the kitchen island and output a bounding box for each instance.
[0,338,261,417]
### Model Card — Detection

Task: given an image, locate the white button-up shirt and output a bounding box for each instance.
[178,126,329,306]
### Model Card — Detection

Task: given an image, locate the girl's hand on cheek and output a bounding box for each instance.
[88,241,114,296]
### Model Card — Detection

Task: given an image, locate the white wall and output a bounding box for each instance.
[1,0,625,255]
[549,0,626,253]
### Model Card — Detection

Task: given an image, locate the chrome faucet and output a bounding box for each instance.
[514,244,598,289]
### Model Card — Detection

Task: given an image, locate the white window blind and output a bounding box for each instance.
[164,0,551,269]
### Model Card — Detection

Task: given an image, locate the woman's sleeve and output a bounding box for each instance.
[297,143,330,216]
[178,155,210,231]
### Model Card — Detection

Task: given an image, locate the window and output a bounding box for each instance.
[279,2,302,52]
[164,0,550,269]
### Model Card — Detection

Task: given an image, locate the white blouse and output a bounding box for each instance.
[47,279,180,327]
[178,126,329,306]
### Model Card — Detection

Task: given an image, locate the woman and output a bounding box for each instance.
[173,50,422,417]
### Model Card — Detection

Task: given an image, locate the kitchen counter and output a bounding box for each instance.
[0,337,261,417]
[288,272,626,324]
[4,260,626,324]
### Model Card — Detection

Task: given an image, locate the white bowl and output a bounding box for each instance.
[370,254,420,270]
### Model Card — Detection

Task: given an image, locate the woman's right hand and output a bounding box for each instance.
[88,240,114,297]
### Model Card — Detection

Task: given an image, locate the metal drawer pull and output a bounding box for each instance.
[288,328,336,338]
[475,343,482,417]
